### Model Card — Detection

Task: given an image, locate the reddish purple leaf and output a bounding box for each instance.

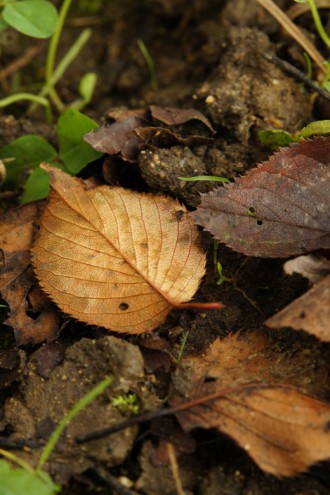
[192,137,330,257]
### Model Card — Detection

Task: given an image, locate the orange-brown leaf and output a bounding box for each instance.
[171,332,330,476]
[31,164,212,334]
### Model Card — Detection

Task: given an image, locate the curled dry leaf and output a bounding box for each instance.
[171,332,330,476]
[284,254,330,284]
[266,274,330,342]
[0,202,59,345]
[192,137,330,257]
[32,164,221,334]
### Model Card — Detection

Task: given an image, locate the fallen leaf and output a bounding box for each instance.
[32,164,221,334]
[192,137,330,257]
[150,105,214,133]
[0,202,59,345]
[283,254,330,284]
[266,274,330,342]
[171,332,330,476]
[84,105,214,163]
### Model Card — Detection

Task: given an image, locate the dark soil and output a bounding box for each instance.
[0,1,329,494]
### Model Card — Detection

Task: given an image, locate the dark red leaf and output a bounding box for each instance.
[192,138,330,257]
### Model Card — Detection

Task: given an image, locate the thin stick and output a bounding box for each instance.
[0,45,42,82]
[263,52,330,100]
[257,0,327,74]
[167,442,185,495]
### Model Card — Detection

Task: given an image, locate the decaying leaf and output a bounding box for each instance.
[284,254,330,284]
[192,137,330,257]
[266,274,330,342]
[84,105,214,162]
[0,202,59,345]
[171,332,330,476]
[32,164,220,334]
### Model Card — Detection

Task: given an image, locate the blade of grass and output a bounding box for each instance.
[36,375,113,472]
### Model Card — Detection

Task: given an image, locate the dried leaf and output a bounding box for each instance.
[150,105,214,133]
[84,105,214,163]
[171,332,330,476]
[0,202,59,345]
[32,164,219,334]
[266,274,330,342]
[192,138,330,257]
[284,254,330,284]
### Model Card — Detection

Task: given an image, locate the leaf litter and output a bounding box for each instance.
[0,201,59,345]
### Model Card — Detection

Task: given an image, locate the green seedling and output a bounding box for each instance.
[258,119,330,149]
[0,0,97,119]
[0,376,112,495]
[0,109,103,204]
[137,39,159,92]
[112,393,140,415]
[216,261,231,286]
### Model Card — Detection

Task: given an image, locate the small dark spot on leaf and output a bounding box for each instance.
[299,311,306,319]
[324,420,330,432]
[119,302,129,310]
[204,376,216,383]
[176,210,184,221]
[112,284,118,289]
[257,220,263,226]
[248,206,255,215]
[141,242,148,249]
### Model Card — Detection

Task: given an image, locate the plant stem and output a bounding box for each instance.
[36,376,112,472]
[137,39,159,92]
[308,0,330,48]
[46,0,72,85]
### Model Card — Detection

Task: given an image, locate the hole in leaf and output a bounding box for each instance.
[176,210,184,221]
[257,220,263,226]
[248,206,255,215]
[119,302,129,311]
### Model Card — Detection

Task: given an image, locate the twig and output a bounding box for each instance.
[167,442,185,495]
[263,52,330,100]
[257,0,327,74]
[0,45,43,82]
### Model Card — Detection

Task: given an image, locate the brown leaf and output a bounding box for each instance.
[0,202,59,345]
[150,105,214,133]
[171,332,330,476]
[266,274,330,342]
[32,164,220,334]
[84,115,148,161]
[84,105,214,163]
[192,137,330,257]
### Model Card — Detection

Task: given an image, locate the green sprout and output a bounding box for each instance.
[137,39,159,92]
[0,376,112,495]
[178,175,230,183]
[0,0,97,120]
[112,393,140,415]
[216,261,231,286]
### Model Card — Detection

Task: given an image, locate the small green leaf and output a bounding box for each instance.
[0,135,57,185]
[79,72,97,102]
[258,129,296,149]
[0,459,59,495]
[57,109,103,175]
[20,167,50,204]
[299,120,330,138]
[3,0,58,39]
